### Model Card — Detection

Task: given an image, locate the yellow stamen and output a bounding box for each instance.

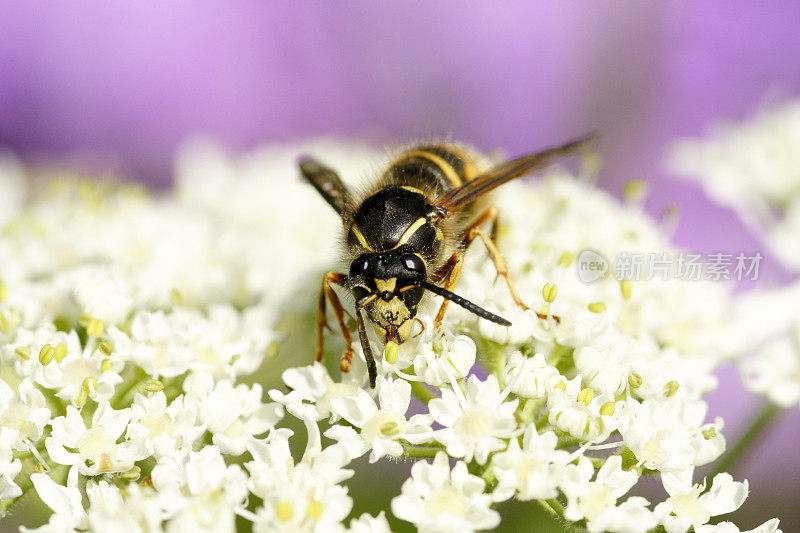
[15,346,31,361]
[39,344,55,365]
[98,340,114,356]
[577,387,595,405]
[620,279,632,300]
[663,380,679,397]
[588,302,606,313]
[384,341,399,364]
[600,401,616,416]
[145,379,164,393]
[54,342,68,362]
[558,252,574,268]
[542,283,558,303]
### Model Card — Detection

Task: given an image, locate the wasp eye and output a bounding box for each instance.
[401,253,426,274]
[350,256,370,276]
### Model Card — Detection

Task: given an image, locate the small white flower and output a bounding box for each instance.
[125,391,205,459]
[347,511,392,533]
[194,380,282,455]
[269,362,362,422]
[618,398,725,481]
[327,376,432,462]
[246,429,354,532]
[0,444,22,500]
[655,473,750,533]
[561,456,656,533]
[46,402,149,475]
[33,330,122,404]
[0,378,51,451]
[151,446,249,532]
[503,351,562,399]
[85,481,164,532]
[740,322,800,408]
[391,451,500,533]
[427,375,518,464]
[409,319,477,386]
[24,469,85,533]
[491,426,570,502]
[547,375,619,442]
[60,265,134,327]
[695,518,782,533]
[670,100,800,271]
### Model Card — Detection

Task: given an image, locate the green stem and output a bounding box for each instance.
[401,443,444,458]
[536,499,586,533]
[110,366,147,409]
[708,401,781,480]
[546,498,565,515]
[409,381,436,405]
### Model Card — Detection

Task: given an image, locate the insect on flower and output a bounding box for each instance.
[300,134,598,387]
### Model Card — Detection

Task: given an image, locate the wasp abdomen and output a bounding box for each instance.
[384,144,480,193]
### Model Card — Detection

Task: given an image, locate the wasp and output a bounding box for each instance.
[300,134,597,387]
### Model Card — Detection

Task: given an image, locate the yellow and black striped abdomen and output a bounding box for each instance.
[383,143,481,193]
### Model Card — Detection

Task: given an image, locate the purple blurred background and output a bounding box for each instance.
[2,1,798,529]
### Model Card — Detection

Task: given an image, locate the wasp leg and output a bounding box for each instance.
[316,272,355,372]
[467,206,529,310]
[433,251,465,332]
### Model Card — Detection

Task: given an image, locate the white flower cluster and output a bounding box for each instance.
[669,101,800,412]
[730,281,800,410]
[669,100,800,272]
[0,141,782,532]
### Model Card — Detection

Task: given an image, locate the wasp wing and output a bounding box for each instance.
[434,133,599,215]
[299,156,354,217]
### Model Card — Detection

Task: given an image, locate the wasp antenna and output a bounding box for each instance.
[420,281,511,327]
[356,309,378,388]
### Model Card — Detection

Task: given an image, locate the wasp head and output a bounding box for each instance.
[349,249,426,343]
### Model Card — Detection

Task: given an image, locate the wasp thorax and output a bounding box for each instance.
[349,251,426,343]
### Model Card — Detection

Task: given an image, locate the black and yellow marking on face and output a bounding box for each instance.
[374,277,397,293]
[349,224,372,250]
